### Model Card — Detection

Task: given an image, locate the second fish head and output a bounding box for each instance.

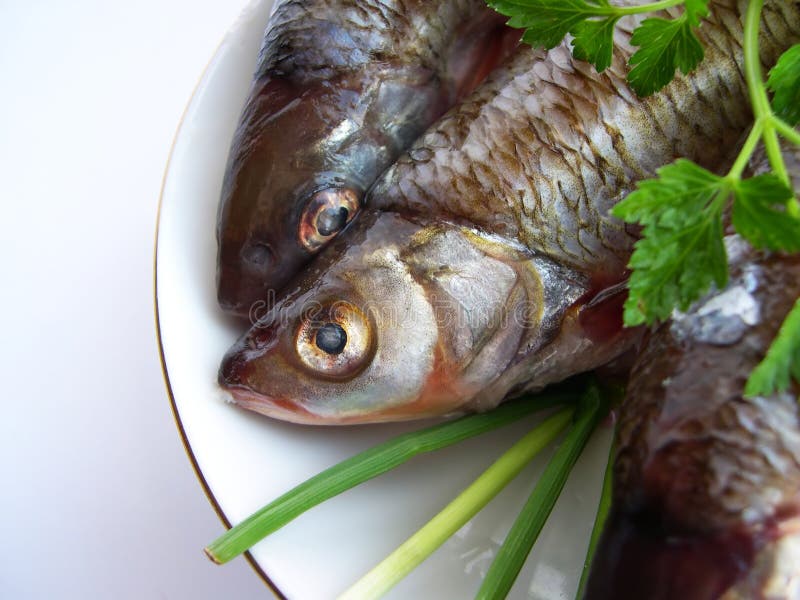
[216,71,445,318]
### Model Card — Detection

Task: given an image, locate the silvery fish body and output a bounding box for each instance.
[369,0,799,276]
[216,0,517,316]
[219,0,800,424]
[584,143,800,600]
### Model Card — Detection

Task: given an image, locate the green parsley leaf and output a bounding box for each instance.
[613,159,725,223]
[486,0,598,49]
[628,14,706,96]
[766,44,800,126]
[571,17,619,72]
[745,299,800,397]
[732,174,800,251]
[682,0,712,26]
[623,214,726,325]
[486,0,711,92]
[613,160,730,325]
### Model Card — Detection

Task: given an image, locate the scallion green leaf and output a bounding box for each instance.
[338,407,575,600]
[205,391,573,564]
[475,385,608,600]
[575,438,615,600]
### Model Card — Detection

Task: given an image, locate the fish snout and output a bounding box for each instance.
[218,337,324,424]
[218,343,251,389]
[220,323,280,383]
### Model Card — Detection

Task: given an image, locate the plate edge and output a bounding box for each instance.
[151,7,287,597]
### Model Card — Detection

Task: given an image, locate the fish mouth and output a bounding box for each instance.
[218,344,359,425]
[221,386,413,426]
[217,342,322,424]
[221,385,326,425]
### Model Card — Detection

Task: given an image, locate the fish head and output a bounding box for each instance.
[214,9,523,319]
[218,210,625,424]
[220,211,447,423]
[216,77,370,317]
[216,70,450,317]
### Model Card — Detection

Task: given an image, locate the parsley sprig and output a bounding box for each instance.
[488,0,800,395]
[487,0,710,96]
[614,0,800,396]
[746,298,800,397]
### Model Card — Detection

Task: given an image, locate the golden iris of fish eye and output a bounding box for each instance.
[298,188,360,251]
[294,300,373,378]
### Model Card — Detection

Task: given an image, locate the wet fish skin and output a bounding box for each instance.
[584,144,800,599]
[585,247,800,600]
[218,0,800,424]
[219,208,638,424]
[216,0,517,317]
[368,0,800,277]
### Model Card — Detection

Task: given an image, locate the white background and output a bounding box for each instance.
[0,0,270,597]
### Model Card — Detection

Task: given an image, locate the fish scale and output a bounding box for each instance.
[258,0,480,81]
[217,0,519,316]
[586,245,800,599]
[218,0,800,426]
[368,0,800,277]
[584,139,800,599]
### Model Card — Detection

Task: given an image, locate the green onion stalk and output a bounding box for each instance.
[475,385,608,600]
[338,408,576,600]
[205,391,573,564]
[575,438,615,600]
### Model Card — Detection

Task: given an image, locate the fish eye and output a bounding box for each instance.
[315,323,347,354]
[295,300,373,377]
[298,188,360,251]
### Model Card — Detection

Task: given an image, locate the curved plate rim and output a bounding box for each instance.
[152,5,284,595]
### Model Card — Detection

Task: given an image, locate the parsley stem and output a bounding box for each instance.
[774,119,800,147]
[773,119,800,217]
[601,0,686,17]
[726,121,764,180]
[743,0,789,186]
[763,122,788,184]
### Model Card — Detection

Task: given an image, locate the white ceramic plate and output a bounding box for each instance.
[155,1,613,597]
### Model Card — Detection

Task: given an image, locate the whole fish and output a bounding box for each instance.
[216,0,518,317]
[219,0,800,424]
[584,235,800,599]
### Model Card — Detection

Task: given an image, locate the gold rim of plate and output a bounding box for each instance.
[152,16,287,598]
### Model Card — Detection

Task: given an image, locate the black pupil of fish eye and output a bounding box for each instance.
[316,206,349,237]
[315,323,347,355]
